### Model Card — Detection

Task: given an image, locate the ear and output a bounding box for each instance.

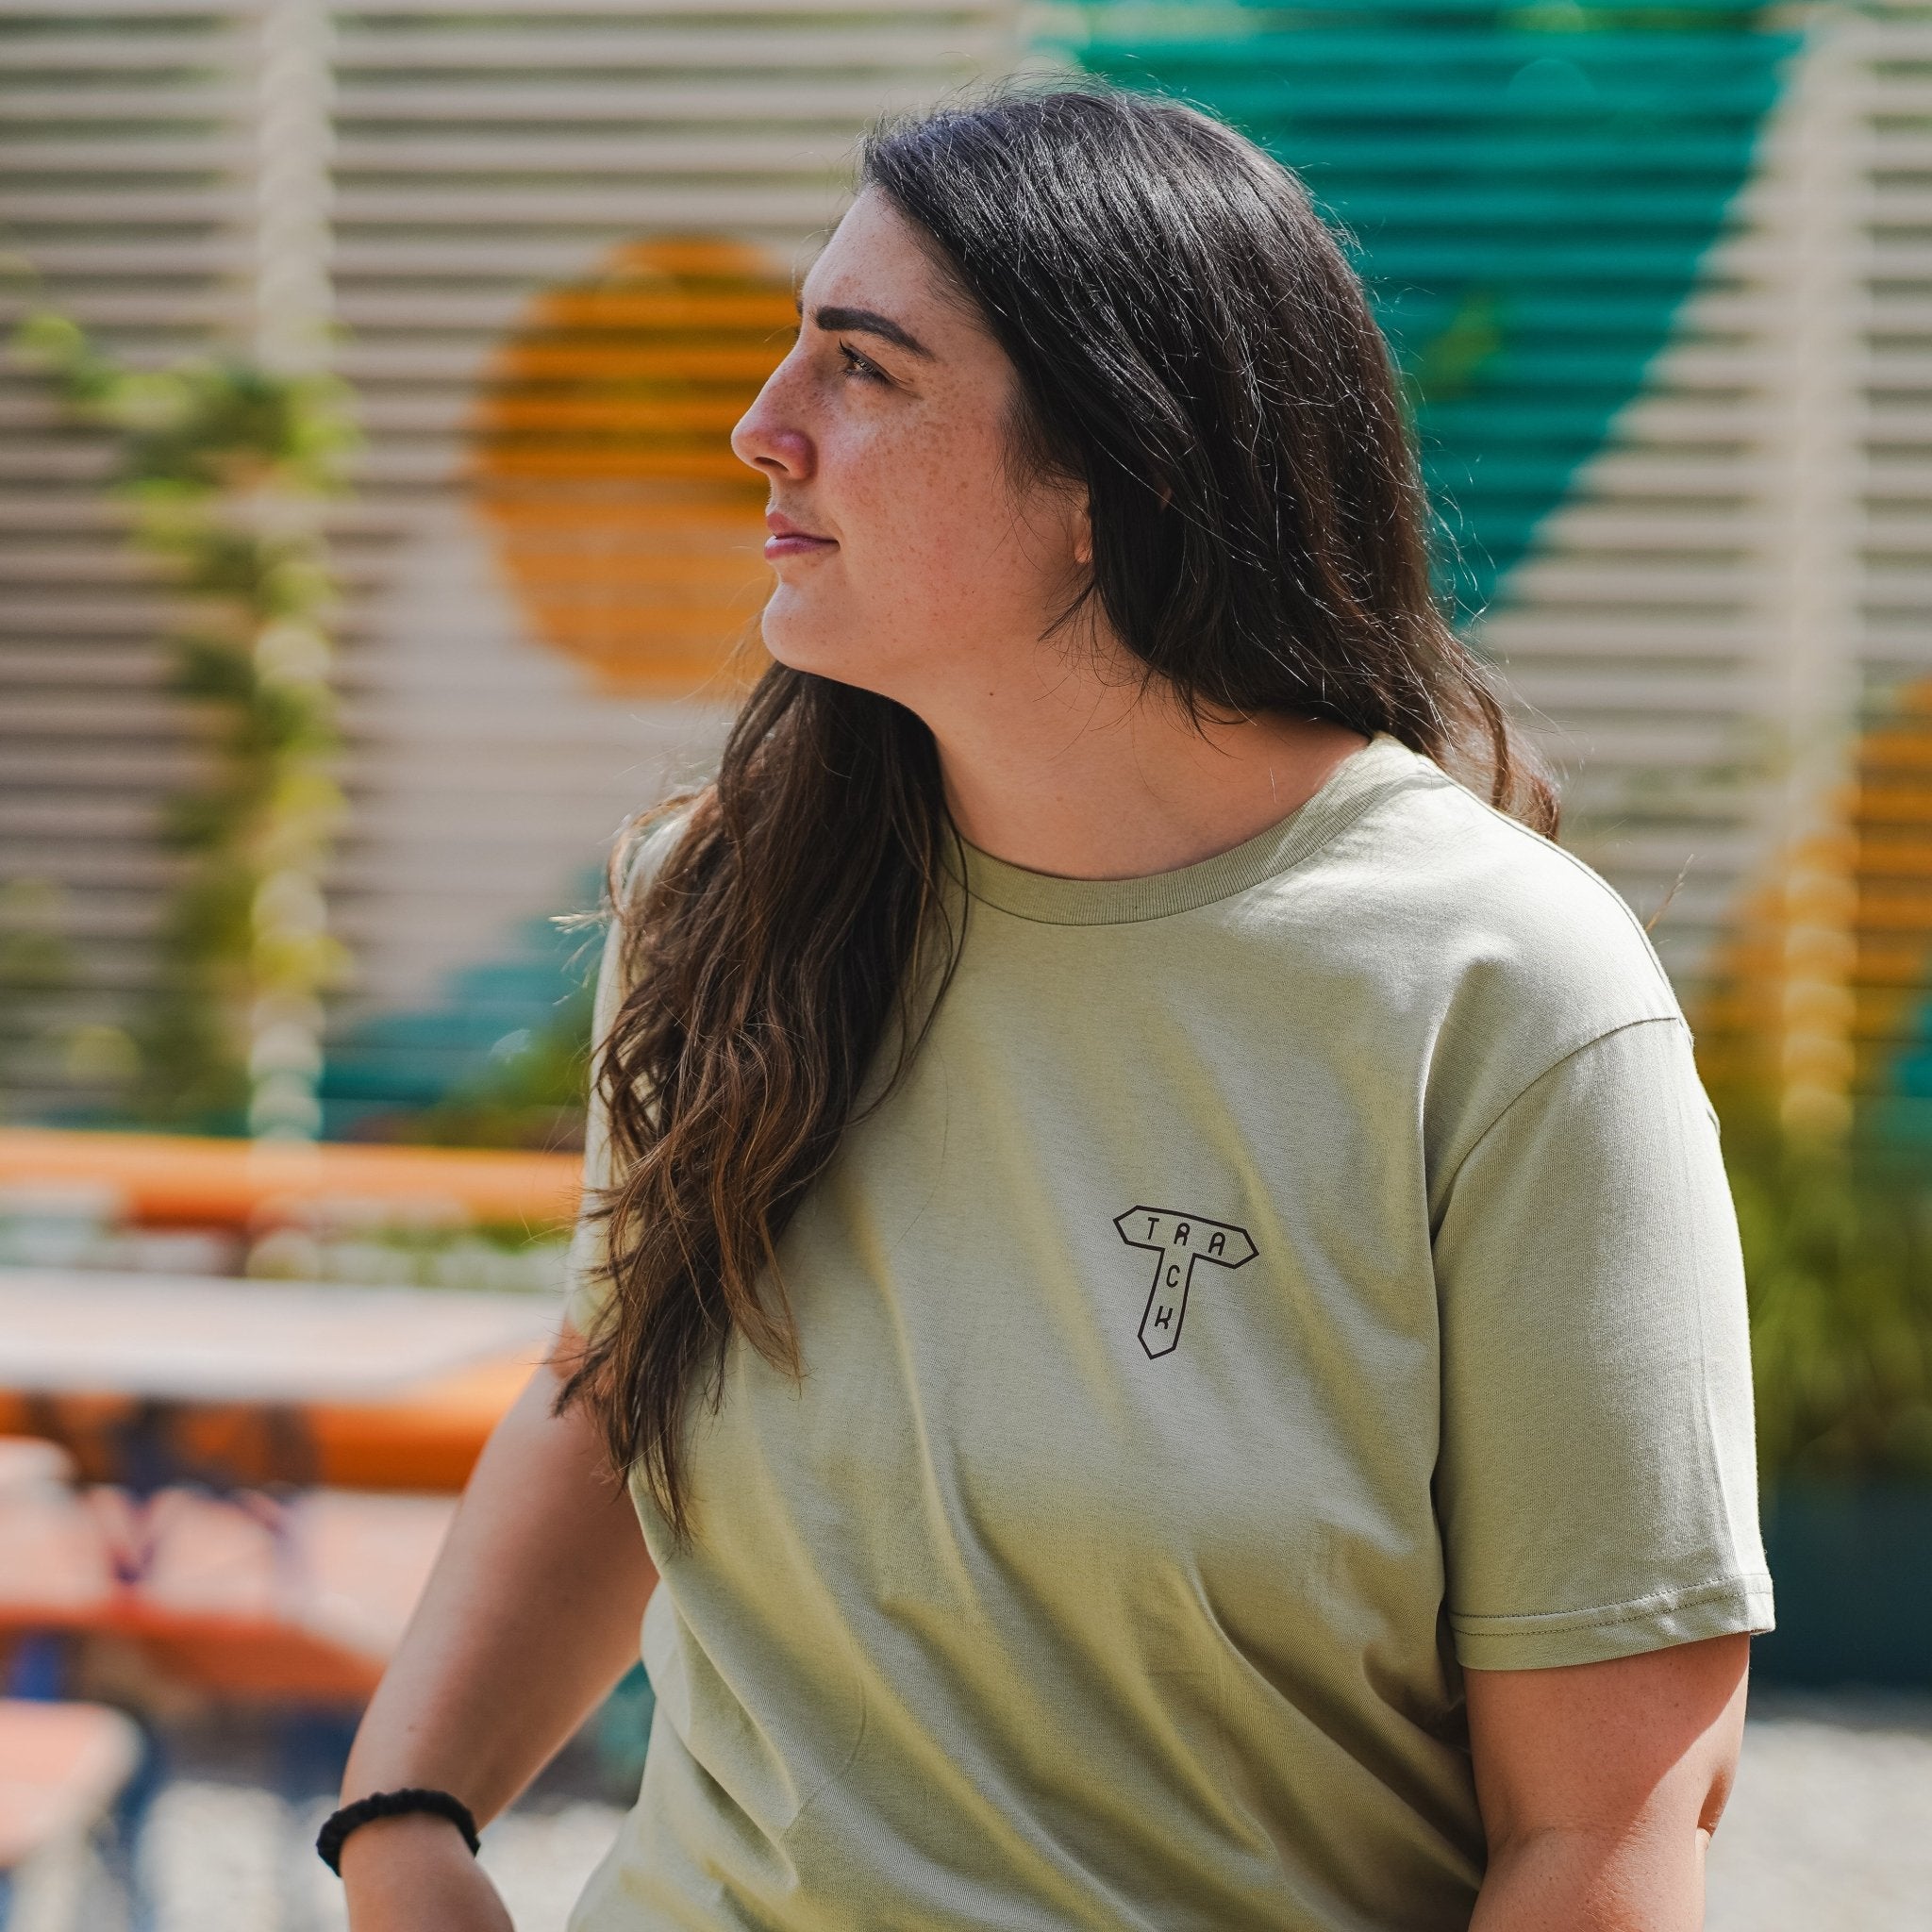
[1072,496,1093,568]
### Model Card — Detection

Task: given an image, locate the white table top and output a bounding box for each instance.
[0,1267,558,1404]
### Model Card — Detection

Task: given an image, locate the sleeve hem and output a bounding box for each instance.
[1451,1574,1776,1671]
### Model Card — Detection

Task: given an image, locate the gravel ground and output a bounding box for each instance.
[9,1693,1930,1930]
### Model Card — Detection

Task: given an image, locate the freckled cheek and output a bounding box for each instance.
[824,421,1010,574]
[824,436,944,553]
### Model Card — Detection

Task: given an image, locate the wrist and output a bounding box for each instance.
[338,1809,477,1884]
[325,1788,481,1879]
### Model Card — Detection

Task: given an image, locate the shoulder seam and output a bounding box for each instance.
[1436,1011,1690,1208]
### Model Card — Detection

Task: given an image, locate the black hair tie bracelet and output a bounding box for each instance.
[316,1787,481,1875]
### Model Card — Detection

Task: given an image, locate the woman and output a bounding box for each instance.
[331,89,1772,1931]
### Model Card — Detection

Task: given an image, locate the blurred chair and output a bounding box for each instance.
[0,1443,73,1501]
[0,1697,141,1932]
[0,1481,456,1706]
[0,1476,454,1929]
[0,1359,530,1497]
[0,1476,456,1922]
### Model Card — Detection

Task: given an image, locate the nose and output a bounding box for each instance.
[731,367,815,481]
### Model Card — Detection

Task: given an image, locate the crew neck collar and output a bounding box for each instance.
[953,733,1430,926]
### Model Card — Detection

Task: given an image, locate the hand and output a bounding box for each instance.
[341,1812,514,1932]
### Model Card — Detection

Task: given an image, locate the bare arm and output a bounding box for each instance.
[1467,1633,1750,1932]
[338,1327,657,1929]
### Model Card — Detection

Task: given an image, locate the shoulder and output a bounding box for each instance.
[1287,741,1687,1154]
[614,795,703,910]
[591,795,704,1028]
[1365,752,1674,1017]
[1301,742,1676,1020]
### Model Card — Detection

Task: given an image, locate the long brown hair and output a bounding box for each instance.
[562,86,1556,1537]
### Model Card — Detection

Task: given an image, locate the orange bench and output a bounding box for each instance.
[1,1128,575,1492]
[0,1126,581,1232]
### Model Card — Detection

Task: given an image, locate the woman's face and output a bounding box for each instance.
[731,190,1091,716]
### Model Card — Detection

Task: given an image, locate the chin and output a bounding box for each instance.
[757,604,834,675]
[758,598,894,695]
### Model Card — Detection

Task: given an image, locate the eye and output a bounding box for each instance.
[838,341,890,385]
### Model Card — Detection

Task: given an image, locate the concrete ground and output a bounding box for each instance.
[1704,1693,1932,1932]
[8,1692,1929,1930]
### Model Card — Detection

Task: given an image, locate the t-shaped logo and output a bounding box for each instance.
[1113,1206,1258,1359]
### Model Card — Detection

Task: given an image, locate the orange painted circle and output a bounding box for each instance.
[469,237,796,694]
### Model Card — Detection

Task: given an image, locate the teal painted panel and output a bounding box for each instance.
[320,878,603,1134]
[1060,0,1799,615]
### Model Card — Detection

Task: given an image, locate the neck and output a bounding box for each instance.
[926,640,1368,882]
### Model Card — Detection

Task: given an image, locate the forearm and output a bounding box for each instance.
[341,1353,657,1825]
[1471,1823,1707,1932]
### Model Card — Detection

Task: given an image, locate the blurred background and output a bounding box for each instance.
[0,0,1928,1925]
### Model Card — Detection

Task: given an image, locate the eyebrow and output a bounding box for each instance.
[802,301,935,360]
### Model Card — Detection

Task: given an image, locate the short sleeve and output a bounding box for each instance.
[1433,1016,1775,1670]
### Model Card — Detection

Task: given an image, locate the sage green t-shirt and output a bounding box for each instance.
[565,735,1773,1932]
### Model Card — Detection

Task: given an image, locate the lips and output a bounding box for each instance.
[764,509,837,560]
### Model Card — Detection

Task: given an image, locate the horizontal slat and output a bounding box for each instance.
[0,87,249,117]
[0,188,251,217]
[326,132,856,172]
[334,25,998,67]
[329,185,845,224]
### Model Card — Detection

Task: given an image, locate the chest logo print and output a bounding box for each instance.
[1114,1208,1257,1359]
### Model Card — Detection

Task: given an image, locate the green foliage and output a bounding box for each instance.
[0,879,76,1118]
[404,979,599,1152]
[1722,1102,1932,1483]
[13,309,358,1134]
[13,315,356,496]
